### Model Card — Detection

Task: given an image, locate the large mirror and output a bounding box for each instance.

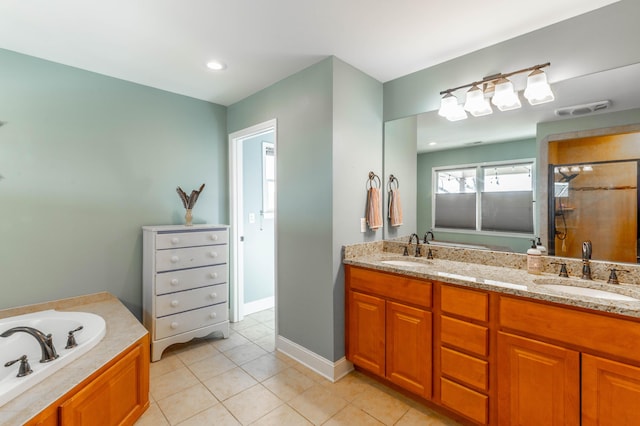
[385,64,640,262]
[381,1,640,263]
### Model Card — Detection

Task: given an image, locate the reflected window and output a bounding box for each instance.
[262,142,275,218]
[433,160,535,234]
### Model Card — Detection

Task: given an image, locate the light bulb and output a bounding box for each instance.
[491,78,521,111]
[464,85,493,117]
[524,69,554,105]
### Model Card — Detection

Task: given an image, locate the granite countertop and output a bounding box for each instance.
[345,253,640,318]
[0,293,148,426]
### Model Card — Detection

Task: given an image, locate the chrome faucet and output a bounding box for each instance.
[1,327,59,363]
[581,240,593,280]
[423,230,435,244]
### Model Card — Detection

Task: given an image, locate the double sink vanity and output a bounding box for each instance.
[344,240,640,425]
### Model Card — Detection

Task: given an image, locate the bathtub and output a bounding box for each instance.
[0,309,106,407]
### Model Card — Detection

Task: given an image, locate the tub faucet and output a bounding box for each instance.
[423,230,435,244]
[0,326,59,363]
[581,240,593,280]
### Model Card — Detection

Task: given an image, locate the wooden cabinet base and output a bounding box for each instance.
[26,334,150,426]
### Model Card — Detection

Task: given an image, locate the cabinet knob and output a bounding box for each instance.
[209,272,218,279]
[171,255,179,263]
[170,322,179,329]
[170,300,179,307]
[210,293,217,299]
[209,234,218,241]
[171,237,180,244]
[209,251,218,258]
[209,312,217,319]
[170,278,179,286]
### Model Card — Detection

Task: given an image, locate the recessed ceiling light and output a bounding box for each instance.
[206,60,227,71]
[428,142,437,146]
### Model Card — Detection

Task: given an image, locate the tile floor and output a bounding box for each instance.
[135,309,461,425]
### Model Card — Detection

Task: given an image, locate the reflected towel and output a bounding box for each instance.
[388,188,403,227]
[366,187,383,230]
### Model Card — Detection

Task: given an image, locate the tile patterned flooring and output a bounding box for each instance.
[136,309,461,425]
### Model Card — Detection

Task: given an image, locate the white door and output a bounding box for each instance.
[228,119,277,323]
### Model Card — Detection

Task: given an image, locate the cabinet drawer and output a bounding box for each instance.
[155,304,228,340]
[348,266,432,308]
[441,378,488,425]
[156,229,228,249]
[156,284,228,317]
[499,296,640,360]
[441,285,488,322]
[441,347,489,391]
[156,264,227,295]
[441,316,488,356]
[156,245,228,272]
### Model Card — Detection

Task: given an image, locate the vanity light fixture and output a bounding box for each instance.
[438,62,554,121]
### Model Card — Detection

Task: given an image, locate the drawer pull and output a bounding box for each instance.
[170,300,179,307]
[170,278,179,286]
[209,272,218,279]
[210,293,217,299]
[170,322,179,329]
[209,234,219,241]
[209,312,217,319]
[171,255,179,263]
[171,237,180,245]
[209,251,218,258]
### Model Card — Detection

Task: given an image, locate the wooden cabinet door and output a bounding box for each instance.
[583,354,640,426]
[60,341,149,426]
[386,301,432,398]
[347,291,385,376]
[497,332,579,426]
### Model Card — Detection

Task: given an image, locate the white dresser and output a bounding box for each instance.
[142,224,230,361]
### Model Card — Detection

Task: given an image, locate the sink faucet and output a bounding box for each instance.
[581,240,592,280]
[0,326,59,363]
[423,230,434,244]
[406,233,422,257]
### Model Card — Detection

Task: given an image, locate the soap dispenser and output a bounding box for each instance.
[527,239,542,275]
[535,237,548,255]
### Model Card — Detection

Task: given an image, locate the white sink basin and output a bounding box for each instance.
[536,284,639,301]
[380,260,431,268]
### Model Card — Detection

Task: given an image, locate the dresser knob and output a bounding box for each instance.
[209,234,218,241]
[210,293,217,299]
[170,300,179,307]
[209,272,218,279]
[171,237,180,245]
[171,256,179,263]
[209,251,218,258]
[170,278,179,286]
[209,312,217,319]
[170,322,178,329]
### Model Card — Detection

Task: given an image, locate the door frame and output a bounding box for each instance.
[228,119,277,323]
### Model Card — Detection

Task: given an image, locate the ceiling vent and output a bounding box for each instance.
[554,100,611,117]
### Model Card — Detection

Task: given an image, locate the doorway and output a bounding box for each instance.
[229,119,277,323]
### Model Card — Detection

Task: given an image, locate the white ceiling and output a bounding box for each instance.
[0,0,619,106]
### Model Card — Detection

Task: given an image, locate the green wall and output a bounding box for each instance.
[0,49,228,315]
[417,139,537,253]
[228,57,382,361]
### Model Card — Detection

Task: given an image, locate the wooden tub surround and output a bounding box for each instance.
[345,255,640,425]
[0,293,150,426]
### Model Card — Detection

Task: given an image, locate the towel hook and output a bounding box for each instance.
[367,171,381,189]
[388,174,399,190]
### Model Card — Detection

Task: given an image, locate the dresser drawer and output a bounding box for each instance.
[156,245,228,272]
[441,347,489,391]
[441,378,488,425]
[441,316,489,357]
[156,284,228,317]
[156,264,227,295]
[441,285,488,322]
[156,229,228,249]
[155,303,228,340]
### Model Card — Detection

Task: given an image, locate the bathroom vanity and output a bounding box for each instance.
[345,243,640,425]
[0,293,149,426]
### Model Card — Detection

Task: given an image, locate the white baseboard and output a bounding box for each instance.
[243,296,274,316]
[276,335,353,382]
